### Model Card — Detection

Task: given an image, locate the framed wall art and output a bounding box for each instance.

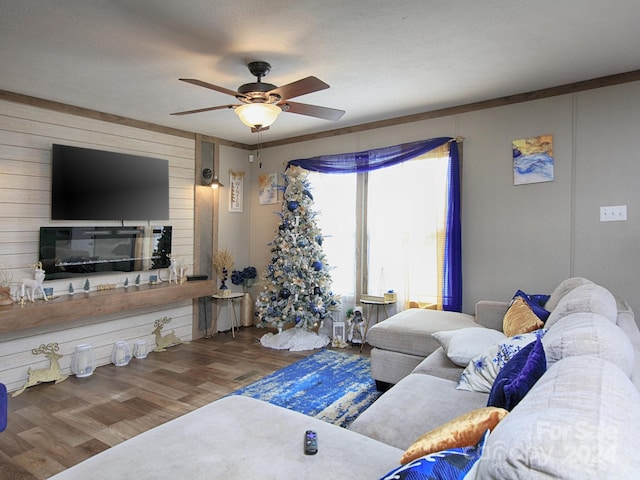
[512,134,554,185]
[259,172,279,205]
[229,170,244,212]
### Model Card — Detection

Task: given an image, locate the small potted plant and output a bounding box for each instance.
[231,266,257,293]
[0,269,13,305]
[213,247,234,296]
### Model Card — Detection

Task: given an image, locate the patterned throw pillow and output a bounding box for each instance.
[380,430,489,480]
[487,337,546,411]
[457,330,546,393]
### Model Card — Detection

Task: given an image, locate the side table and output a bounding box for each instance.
[359,298,397,349]
[211,292,244,338]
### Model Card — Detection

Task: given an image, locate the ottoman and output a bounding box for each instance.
[367,308,478,386]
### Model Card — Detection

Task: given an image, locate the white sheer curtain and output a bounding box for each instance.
[306,171,357,320]
[367,150,449,309]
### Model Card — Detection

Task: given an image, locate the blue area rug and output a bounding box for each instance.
[230,349,380,428]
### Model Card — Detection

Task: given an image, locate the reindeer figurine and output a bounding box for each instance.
[152,316,183,352]
[12,343,67,397]
[168,256,178,284]
[21,262,48,303]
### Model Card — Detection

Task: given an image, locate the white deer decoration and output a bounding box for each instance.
[152,316,183,352]
[168,256,178,284]
[21,262,48,302]
[13,343,68,397]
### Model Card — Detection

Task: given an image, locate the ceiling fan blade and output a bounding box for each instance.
[179,78,240,98]
[280,101,345,121]
[170,104,236,116]
[269,76,329,100]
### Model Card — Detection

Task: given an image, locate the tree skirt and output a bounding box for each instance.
[260,328,330,351]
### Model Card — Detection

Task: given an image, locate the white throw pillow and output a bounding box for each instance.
[432,328,506,367]
[457,330,546,393]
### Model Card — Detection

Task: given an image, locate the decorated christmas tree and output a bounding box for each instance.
[255,166,340,335]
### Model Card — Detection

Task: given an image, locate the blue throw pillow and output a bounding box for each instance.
[380,430,488,480]
[487,336,546,411]
[513,290,551,322]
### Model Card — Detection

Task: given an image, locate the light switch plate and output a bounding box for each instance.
[600,205,627,222]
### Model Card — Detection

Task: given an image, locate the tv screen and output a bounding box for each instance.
[51,144,170,221]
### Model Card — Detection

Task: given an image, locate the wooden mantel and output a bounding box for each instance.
[0,280,216,335]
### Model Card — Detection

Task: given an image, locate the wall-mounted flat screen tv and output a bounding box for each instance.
[51,144,170,221]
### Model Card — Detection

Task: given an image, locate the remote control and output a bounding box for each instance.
[304,430,318,455]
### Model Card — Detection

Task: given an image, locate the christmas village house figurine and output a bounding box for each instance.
[152,316,183,352]
[12,343,68,397]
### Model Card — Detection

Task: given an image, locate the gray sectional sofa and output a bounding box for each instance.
[51,278,640,479]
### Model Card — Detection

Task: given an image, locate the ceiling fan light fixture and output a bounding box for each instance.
[235,103,282,129]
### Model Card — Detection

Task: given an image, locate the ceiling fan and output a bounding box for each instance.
[171,61,345,132]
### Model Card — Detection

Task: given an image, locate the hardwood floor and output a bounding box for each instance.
[0,327,370,479]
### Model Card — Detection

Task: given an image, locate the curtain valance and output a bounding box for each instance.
[287,137,454,173]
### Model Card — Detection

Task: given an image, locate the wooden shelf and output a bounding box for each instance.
[0,280,216,335]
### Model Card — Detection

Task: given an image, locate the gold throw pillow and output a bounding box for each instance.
[400,406,508,464]
[503,296,544,337]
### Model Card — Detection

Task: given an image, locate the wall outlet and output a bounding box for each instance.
[600,205,627,222]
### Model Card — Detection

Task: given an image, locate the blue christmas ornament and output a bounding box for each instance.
[280,288,291,299]
[287,200,299,211]
[314,286,322,295]
[316,235,323,246]
[312,261,322,271]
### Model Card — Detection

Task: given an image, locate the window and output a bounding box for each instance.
[307,172,357,298]
[307,146,451,312]
[367,151,449,307]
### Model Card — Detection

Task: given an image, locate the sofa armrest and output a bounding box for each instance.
[474,301,508,332]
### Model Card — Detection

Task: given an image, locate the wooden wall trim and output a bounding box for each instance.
[4,69,640,151]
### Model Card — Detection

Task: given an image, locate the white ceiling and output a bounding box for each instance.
[2,0,640,146]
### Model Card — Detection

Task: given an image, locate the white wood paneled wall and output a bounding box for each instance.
[0,100,196,392]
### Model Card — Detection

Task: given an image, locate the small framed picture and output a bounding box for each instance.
[259,172,279,205]
[229,171,244,212]
[512,134,554,185]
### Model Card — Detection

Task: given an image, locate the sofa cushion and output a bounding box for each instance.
[487,337,546,411]
[381,430,489,480]
[366,308,477,358]
[457,330,545,393]
[544,276,593,312]
[542,312,635,376]
[545,283,617,328]
[413,347,467,382]
[431,328,506,367]
[476,356,640,479]
[502,296,544,337]
[400,407,507,464]
[349,373,489,450]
